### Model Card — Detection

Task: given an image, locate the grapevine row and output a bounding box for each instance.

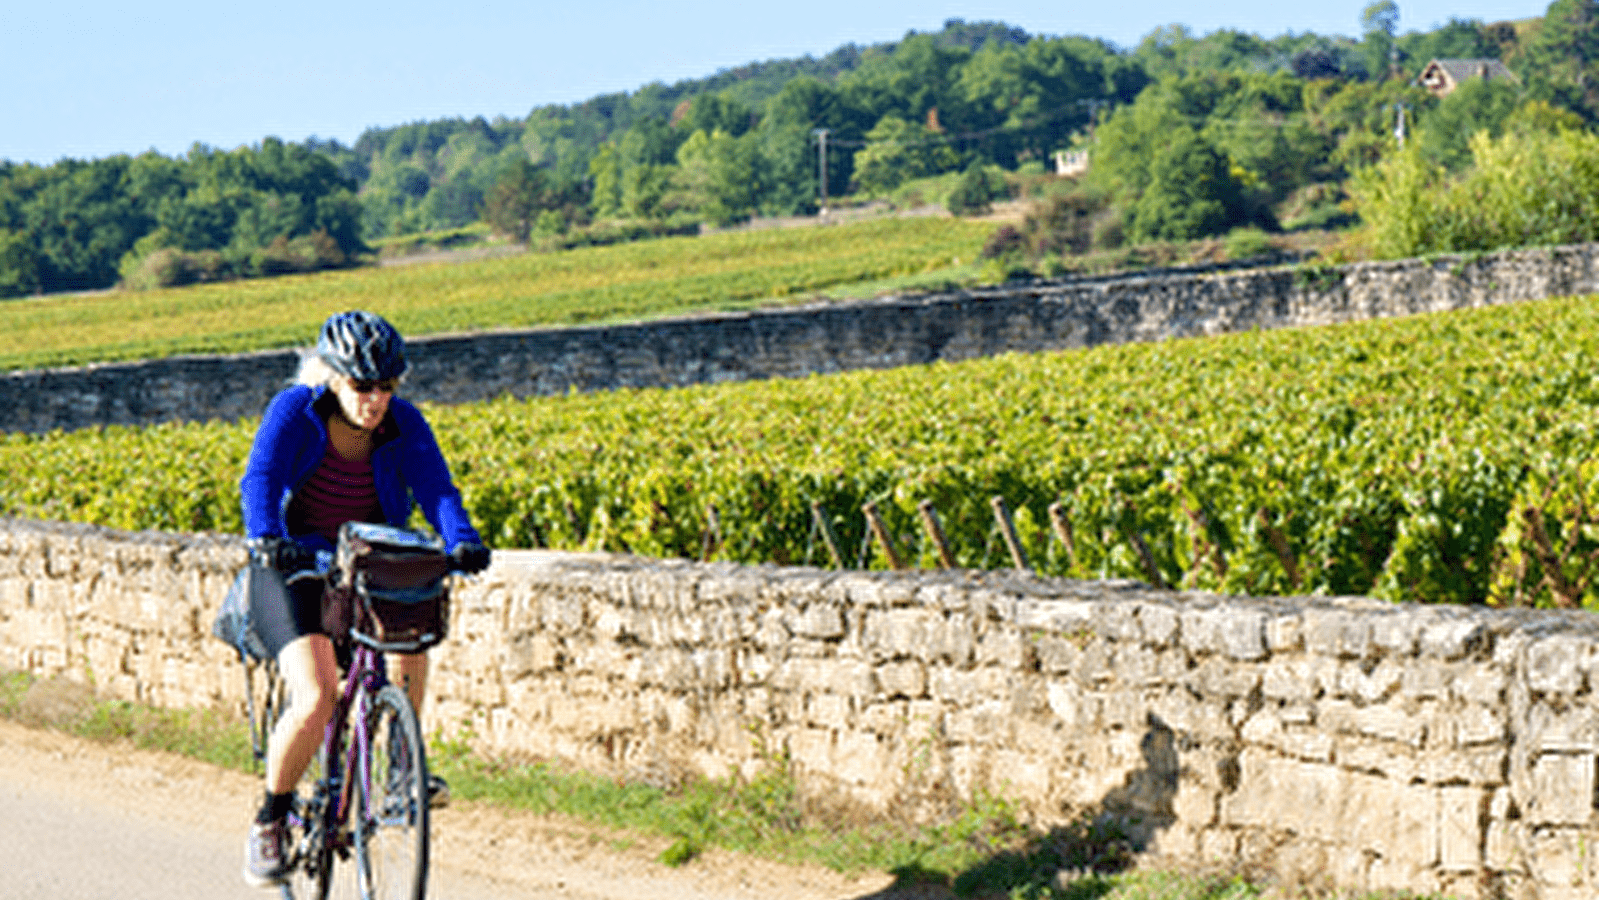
[5,292,1599,607]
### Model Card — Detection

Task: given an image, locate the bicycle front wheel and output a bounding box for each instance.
[353,684,428,900]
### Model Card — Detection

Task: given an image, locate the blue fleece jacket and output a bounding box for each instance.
[239,384,482,554]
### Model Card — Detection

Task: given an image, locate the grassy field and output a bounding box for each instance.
[0,217,991,372]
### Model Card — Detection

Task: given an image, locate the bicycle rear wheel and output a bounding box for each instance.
[353,683,428,900]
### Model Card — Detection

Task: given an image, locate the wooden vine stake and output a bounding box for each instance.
[1122,501,1166,589]
[1047,501,1075,570]
[810,502,844,570]
[1256,508,1301,590]
[990,496,1030,571]
[917,500,956,569]
[862,501,905,571]
[701,503,722,562]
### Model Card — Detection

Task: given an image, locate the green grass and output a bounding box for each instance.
[0,216,991,372]
[0,670,1454,898]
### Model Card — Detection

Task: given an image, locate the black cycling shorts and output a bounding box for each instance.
[249,571,328,659]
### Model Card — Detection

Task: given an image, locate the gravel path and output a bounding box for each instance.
[0,720,905,900]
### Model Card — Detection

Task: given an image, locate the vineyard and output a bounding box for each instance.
[0,217,990,372]
[6,290,1599,607]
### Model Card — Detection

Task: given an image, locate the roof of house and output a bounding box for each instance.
[1417,58,1520,95]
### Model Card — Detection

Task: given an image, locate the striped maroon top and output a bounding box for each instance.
[285,447,384,545]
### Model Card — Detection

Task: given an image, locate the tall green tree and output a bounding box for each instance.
[1361,1,1401,80]
[1520,0,1599,121]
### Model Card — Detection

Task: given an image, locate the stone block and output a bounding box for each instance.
[1035,634,1080,674]
[946,700,1013,746]
[1439,786,1485,871]
[1527,829,1588,893]
[1402,659,1451,699]
[1220,609,1268,661]
[1303,607,1370,658]
[1419,747,1507,785]
[929,613,975,664]
[1526,635,1589,696]
[1371,610,1421,655]
[1528,754,1595,825]
[1452,666,1507,706]
[1045,679,1082,727]
[1075,640,1115,685]
[807,693,852,730]
[1096,602,1142,642]
[789,603,845,640]
[1528,702,1599,753]
[1117,643,1163,686]
[1265,612,1302,652]
[878,661,928,699]
[1420,618,1487,660]
[1262,658,1314,703]
[1221,750,1343,839]
[1138,603,1180,647]
[1185,657,1261,699]
[1178,606,1226,656]
[975,628,1027,669]
[864,608,939,661]
[834,731,889,789]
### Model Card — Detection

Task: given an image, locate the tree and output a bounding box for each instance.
[1361,1,1401,80]
[1519,0,1599,121]
[483,159,549,242]
[1416,78,1524,169]
[852,115,955,195]
[1127,128,1244,241]
[589,144,623,219]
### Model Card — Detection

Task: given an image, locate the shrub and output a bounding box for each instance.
[1351,126,1599,259]
[947,165,1007,217]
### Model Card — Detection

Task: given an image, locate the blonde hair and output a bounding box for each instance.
[296,354,340,387]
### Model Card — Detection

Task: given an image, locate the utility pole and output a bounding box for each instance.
[1393,101,1408,148]
[811,128,830,216]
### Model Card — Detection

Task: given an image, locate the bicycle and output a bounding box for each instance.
[233,523,461,900]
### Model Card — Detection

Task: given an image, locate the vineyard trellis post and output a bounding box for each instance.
[917,500,956,569]
[862,501,905,571]
[990,495,1030,571]
[810,501,844,569]
[1047,501,1075,572]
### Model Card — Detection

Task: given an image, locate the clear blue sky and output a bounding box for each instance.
[0,0,1549,166]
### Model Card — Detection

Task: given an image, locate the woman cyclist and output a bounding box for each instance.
[238,310,490,887]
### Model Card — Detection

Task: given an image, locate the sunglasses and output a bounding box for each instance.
[350,378,399,394]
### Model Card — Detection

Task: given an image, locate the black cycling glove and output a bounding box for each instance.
[450,542,491,574]
[259,537,317,573]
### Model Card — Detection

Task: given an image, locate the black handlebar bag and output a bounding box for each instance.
[331,522,452,653]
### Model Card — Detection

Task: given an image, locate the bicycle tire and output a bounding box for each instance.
[352,683,429,900]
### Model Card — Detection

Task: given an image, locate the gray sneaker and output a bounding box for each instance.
[242,819,289,888]
[427,774,451,809]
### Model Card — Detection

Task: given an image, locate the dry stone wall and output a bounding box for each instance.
[4,517,1599,898]
[6,243,1599,434]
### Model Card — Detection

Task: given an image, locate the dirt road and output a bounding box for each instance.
[0,720,903,900]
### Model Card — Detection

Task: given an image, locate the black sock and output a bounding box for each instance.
[256,791,294,824]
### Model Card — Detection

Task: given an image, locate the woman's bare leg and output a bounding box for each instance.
[394,652,428,715]
[266,634,339,793]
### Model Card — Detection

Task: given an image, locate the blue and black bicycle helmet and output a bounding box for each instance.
[316,310,408,381]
